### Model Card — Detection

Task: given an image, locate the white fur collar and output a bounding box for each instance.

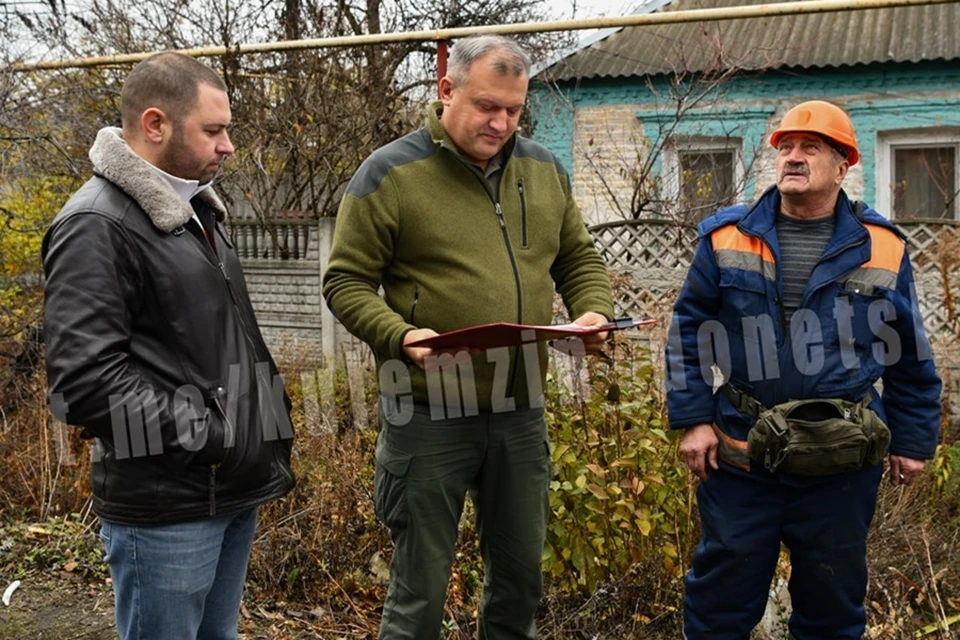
[88,127,228,232]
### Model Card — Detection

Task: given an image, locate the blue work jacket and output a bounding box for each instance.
[666,186,942,463]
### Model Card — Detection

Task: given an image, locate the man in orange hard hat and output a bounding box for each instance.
[666,100,942,639]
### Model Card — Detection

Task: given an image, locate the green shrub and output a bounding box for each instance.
[543,339,693,600]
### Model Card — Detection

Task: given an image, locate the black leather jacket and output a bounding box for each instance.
[42,128,294,525]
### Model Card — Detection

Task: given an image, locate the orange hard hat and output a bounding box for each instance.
[770,100,859,166]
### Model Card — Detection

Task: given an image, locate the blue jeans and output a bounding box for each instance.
[99,507,258,640]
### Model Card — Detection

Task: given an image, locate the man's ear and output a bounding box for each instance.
[836,160,849,184]
[438,76,455,106]
[140,107,169,144]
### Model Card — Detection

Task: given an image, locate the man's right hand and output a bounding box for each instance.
[679,423,720,481]
[402,328,440,369]
[403,328,487,370]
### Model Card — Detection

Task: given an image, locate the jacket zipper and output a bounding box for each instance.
[215,258,295,489]
[733,224,790,405]
[191,223,295,491]
[443,145,525,397]
[518,178,528,248]
[796,236,869,310]
[212,392,235,445]
[181,228,229,516]
[209,464,218,516]
[410,284,420,325]
[495,201,524,397]
[492,202,523,322]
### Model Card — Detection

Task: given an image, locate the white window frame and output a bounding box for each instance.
[663,137,744,218]
[876,130,960,220]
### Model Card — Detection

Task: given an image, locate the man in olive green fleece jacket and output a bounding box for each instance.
[322,35,614,640]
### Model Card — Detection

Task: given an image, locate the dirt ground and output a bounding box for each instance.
[0,571,362,640]
[0,572,114,640]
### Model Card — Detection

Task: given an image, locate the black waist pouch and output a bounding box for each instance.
[746,398,891,476]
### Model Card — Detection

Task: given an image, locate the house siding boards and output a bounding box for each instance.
[530,61,960,224]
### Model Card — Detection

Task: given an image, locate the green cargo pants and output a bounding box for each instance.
[374,401,551,640]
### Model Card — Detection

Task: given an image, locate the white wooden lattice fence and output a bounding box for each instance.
[899,220,960,341]
[590,218,960,341]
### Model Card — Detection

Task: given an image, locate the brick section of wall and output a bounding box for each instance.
[572,105,647,226]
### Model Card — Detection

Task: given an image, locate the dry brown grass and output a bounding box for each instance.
[0,360,91,524]
[1,334,958,638]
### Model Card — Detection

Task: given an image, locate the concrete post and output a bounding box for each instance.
[318,217,338,364]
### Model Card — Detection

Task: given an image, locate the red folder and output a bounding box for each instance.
[405,317,656,350]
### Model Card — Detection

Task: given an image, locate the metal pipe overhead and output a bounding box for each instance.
[11,0,960,73]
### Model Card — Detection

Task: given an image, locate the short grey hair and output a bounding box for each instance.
[448,35,531,85]
[828,145,847,165]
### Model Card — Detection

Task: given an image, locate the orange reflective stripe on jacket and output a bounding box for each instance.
[711,424,750,471]
[839,224,904,290]
[711,225,776,282]
[711,221,904,291]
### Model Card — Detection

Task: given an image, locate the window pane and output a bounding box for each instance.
[679,150,735,222]
[893,146,956,219]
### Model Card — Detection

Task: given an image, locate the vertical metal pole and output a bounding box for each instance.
[437,40,448,97]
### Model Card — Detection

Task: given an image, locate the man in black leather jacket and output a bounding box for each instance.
[42,52,295,640]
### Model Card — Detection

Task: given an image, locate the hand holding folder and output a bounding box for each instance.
[405,317,656,351]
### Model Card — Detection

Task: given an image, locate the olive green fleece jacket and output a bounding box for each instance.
[322,101,614,410]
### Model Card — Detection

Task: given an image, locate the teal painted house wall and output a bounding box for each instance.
[529,61,960,217]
